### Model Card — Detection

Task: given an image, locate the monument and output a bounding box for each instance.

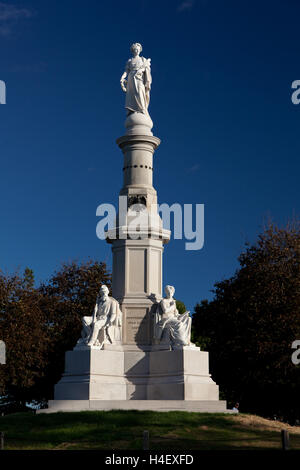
[41,43,228,412]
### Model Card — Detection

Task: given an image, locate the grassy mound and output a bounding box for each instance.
[0,411,300,450]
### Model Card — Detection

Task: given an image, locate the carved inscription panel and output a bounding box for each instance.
[124,307,151,345]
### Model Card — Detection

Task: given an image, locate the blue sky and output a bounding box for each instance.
[0,0,299,311]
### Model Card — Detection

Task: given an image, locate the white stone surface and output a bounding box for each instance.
[52,347,220,405]
[76,285,122,349]
[106,132,170,348]
[153,285,192,349]
[120,43,152,122]
[38,400,231,413]
[54,349,127,401]
[111,238,164,346]
[117,134,160,191]
[125,112,153,136]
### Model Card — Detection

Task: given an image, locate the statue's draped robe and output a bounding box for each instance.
[96,296,122,323]
[125,57,151,115]
[81,296,122,346]
[95,297,122,344]
[154,300,191,349]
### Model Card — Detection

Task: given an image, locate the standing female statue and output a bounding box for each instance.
[153,285,192,350]
[120,43,152,116]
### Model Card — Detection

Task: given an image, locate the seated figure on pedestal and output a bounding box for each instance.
[153,285,193,350]
[77,284,122,348]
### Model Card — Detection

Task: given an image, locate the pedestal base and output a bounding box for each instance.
[38,399,231,413]
[41,346,230,413]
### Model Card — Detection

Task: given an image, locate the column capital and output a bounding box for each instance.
[116,134,161,151]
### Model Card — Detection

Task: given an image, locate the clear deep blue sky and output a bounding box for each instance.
[0,0,299,311]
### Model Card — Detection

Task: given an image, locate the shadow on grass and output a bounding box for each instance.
[1,411,299,450]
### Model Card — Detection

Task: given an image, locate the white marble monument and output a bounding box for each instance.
[41,43,229,413]
[77,285,122,349]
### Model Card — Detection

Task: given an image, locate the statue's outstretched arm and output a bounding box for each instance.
[120,60,130,92]
[120,71,127,92]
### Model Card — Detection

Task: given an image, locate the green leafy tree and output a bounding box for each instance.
[176,300,186,314]
[23,267,35,291]
[192,221,300,422]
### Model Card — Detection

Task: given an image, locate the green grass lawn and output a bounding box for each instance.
[0,410,300,450]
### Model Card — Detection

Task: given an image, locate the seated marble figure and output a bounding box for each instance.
[153,285,193,350]
[77,284,122,348]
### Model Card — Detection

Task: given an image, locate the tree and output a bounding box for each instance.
[23,267,35,291]
[37,259,111,403]
[0,260,111,410]
[192,221,300,422]
[0,270,49,411]
[176,300,186,314]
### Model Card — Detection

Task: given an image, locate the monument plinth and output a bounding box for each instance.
[40,43,230,413]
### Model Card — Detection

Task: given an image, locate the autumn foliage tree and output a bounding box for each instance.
[0,269,49,410]
[192,221,300,422]
[38,260,111,402]
[0,260,111,410]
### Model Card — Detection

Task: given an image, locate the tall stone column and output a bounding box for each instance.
[106,131,170,348]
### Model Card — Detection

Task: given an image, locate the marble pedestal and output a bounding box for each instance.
[40,345,228,413]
